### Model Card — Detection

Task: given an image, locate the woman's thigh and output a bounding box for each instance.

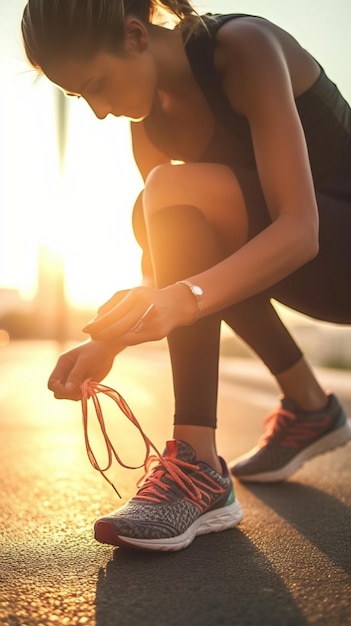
[271,193,351,323]
[143,162,249,253]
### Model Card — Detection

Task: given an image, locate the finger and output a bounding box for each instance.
[89,303,156,342]
[82,291,134,333]
[48,356,75,391]
[49,380,81,401]
[48,353,85,400]
[88,316,139,341]
[96,289,130,316]
[61,357,95,400]
[48,374,80,400]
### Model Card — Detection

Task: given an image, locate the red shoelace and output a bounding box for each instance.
[262,407,331,448]
[80,380,225,506]
[81,379,161,497]
[134,454,225,511]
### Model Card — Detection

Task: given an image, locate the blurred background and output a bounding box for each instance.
[0,0,350,368]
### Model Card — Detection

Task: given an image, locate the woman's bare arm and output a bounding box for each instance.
[182,18,319,314]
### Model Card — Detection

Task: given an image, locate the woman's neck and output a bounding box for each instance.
[148,24,192,94]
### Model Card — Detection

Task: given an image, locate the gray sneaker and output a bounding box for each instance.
[94,440,243,551]
[230,393,351,482]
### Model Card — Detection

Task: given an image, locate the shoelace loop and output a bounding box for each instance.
[80,380,224,505]
[81,379,162,497]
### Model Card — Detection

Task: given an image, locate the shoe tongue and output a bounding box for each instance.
[164,440,197,463]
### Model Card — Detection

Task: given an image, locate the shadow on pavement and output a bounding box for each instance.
[94,528,307,626]
[245,481,351,575]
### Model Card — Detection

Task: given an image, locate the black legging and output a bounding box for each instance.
[133,181,351,429]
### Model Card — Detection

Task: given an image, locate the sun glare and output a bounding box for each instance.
[58,100,144,307]
[1,72,144,309]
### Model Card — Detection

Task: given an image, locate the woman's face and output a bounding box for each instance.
[44,36,158,121]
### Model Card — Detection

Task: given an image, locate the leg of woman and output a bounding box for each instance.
[261,191,351,407]
[141,164,334,410]
[143,163,249,472]
[147,203,224,472]
[219,166,330,411]
[94,186,245,549]
[227,188,351,480]
[223,297,328,411]
[142,163,330,467]
[143,163,329,410]
[269,195,351,323]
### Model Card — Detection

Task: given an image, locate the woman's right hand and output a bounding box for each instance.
[47,340,122,401]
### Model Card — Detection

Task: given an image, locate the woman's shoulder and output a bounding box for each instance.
[212,15,320,102]
[213,15,296,59]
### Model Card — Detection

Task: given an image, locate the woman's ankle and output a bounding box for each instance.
[172,425,222,473]
[275,357,328,412]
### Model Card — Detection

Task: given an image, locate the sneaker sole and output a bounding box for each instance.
[94,500,243,552]
[231,420,351,483]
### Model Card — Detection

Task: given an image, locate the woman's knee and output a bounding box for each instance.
[143,162,249,250]
[143,163,186,215]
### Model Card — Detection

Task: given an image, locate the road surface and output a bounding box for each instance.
[1,341,350,626]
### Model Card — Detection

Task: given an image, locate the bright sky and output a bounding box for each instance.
[0,0,351,308]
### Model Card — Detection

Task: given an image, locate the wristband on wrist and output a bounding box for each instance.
[176,280,203,324]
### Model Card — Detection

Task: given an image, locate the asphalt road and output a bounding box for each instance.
[1,340,350,626]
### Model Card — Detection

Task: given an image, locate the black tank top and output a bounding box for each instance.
[144,14,351,193]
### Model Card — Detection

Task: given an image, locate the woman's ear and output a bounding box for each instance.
[123,17,149,54]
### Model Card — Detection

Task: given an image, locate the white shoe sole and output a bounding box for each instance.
[96,500,243,552]
[230,420,351,483]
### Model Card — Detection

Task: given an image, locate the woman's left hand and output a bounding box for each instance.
[82,284,196,345]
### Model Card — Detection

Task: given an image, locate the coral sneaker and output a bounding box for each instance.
[230,393,351,482]
[94,440,243,552]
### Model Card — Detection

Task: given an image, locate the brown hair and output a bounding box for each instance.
[21,0,202,71]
